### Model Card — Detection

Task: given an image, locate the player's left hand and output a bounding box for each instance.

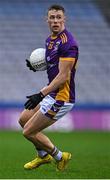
[26,59,36,72]
[24,92,45,110]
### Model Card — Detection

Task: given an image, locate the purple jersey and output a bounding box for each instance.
[45,29,79,103]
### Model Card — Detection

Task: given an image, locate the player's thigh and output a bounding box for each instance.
[23,110,56,136]
[19,105,40,127]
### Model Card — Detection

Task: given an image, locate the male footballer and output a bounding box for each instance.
[19,4,79,171]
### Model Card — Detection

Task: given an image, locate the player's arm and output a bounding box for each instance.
[24,58,76,110]
[41,58,76,96]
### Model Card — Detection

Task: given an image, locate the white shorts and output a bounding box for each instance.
[40,95,74,120]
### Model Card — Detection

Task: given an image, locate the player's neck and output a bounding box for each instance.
[52,27,65,37]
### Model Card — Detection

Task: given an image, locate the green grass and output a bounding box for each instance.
[0,130,110,179]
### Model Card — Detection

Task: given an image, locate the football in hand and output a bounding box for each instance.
[29,48,47,71]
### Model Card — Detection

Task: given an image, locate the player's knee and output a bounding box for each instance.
[23,128,36,141]
[23,128,30,139]
[18,113,28,128]
[23,125,40,141]
[18,117,24,128]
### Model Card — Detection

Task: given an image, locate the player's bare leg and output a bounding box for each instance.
[19,105,40,128]
[19,105,46,151]
[19,105,51,166]
[23,110,71,171]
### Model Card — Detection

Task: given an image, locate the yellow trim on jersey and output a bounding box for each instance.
[60,57,76,61]
[47,110,56,116]
[63,33,68,42]
[51,35,57,40]
[61,34,66,44]
[55,79,70,102]
[60,33,68,44]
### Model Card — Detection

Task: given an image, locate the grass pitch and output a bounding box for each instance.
[0,130,110,179]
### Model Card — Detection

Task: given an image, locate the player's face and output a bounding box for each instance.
[47,10,65,35]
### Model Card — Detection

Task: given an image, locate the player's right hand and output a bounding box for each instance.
[24,92,45,110]
[26,59,36,72]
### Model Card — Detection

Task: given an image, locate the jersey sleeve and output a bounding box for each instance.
[59,37,78,61]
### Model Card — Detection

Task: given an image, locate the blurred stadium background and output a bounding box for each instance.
[0,0,110,131]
